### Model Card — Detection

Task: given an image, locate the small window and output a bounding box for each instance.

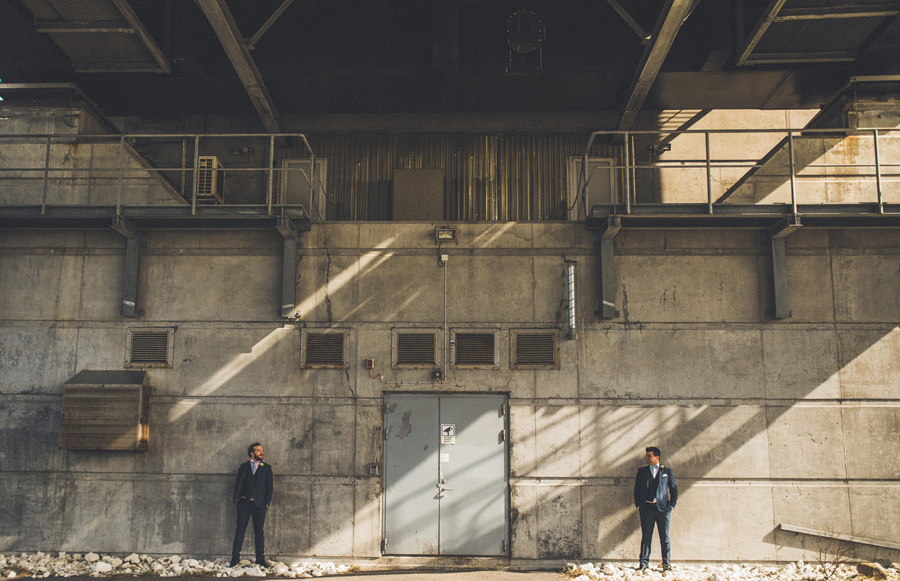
[451,329,500,369]
[392,329,439,368]
[511,330,559,369]
[302,329,349,368]
[126,328,174,368]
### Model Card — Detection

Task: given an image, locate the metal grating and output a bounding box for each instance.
[454,332,496,366]
[396,332,437,366]
[513,332,558,368]
[737,0,900,65]
[20,0,170,73]
[305,332,345,366]
[129,332,169,364]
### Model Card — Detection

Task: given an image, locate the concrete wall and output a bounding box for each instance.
[2,222,900,565]
[1,105,899,565]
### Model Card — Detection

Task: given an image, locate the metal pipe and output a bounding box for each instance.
[566,259,576,341]
[191,135,200,215]
[116,135,125,214]
[705,131,713,214]
[873,129,884,214]
[787,131,798,214]
[267,134,275,215]
[41,136,51,215]
[625,132,632,214]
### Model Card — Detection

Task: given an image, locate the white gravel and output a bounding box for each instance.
[565,561,900,581]
[0,552,355,578]
[1,553,898,579]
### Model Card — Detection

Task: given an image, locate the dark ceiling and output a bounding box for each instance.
[2,0,900,122]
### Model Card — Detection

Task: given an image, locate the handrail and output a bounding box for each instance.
[581,127,900,215]
[0,132,323,218]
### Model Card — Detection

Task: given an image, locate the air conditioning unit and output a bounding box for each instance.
[197,156,224,203]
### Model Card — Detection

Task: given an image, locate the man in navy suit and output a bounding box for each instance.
[230,443,274,567]
[633,446,678,571]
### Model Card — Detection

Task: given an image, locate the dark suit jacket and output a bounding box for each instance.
[233,461,274,508]
[633,465,677,511]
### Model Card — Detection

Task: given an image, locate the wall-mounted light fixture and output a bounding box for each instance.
[434,226,456,244]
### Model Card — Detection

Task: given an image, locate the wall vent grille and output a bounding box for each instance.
[396,332,437,366]
[454,332,497,367]
[127,329,173,368]
[303,331,348,368]
[512,331,559,369]
[198,156,224,203]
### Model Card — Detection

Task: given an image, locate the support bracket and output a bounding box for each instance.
[278,217,300,318]
[596,216,621,319]
[769,214,799,319]
[113,216,142,318]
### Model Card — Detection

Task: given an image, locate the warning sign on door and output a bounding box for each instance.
[441,424,456,444]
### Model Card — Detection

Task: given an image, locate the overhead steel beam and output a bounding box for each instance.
[109,0,171,73]
[247,0,296,50]
[775,5,900,21]
[736,0,787,66]
[617,0,694,130]
[195,0,282,133]
[605,0,649,40]
[745,51,857,64]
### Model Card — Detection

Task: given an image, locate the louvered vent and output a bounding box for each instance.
[454,332,497,367]
[59,370,151,451]
[304,332,347,367]
[396,333,437,366]
[127,330,172,367]
[197,156,224,203]
[512,331,558,369]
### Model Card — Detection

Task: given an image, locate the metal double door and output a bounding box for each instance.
[383,393,509,556]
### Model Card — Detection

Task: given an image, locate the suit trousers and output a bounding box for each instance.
[232,499,267,564]
[639,503,671,566]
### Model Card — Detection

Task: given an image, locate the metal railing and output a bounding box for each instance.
[2,128,900,222]
[0,132,327,219]
[581,127,900,217]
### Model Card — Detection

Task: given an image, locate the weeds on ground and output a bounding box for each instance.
[812,533,857,581]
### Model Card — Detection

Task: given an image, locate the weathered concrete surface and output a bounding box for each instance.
[3,222,900,565]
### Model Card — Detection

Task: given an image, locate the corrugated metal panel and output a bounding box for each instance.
[301,134,617,221]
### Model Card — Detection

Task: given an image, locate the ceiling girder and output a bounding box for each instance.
[195,0,282,133]
[247,0,296,50]
[617,0,694,130]
[605,0,650,40]
[109,0,171,73]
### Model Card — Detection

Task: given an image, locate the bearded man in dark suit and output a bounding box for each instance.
[633,446,678,572]
[230,442,274,567]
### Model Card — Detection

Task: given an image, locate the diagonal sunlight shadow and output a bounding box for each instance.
[168,236,398,422]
